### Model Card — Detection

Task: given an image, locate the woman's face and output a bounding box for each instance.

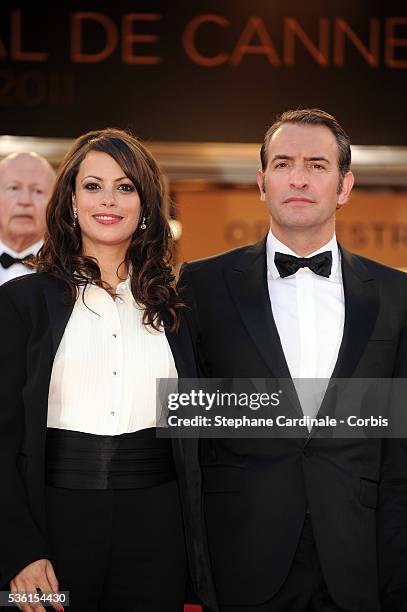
[74,150,141,254]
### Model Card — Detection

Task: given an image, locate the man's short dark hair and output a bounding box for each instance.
[260,109,351,190]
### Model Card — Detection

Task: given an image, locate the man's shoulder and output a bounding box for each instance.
[0,271,63,302]
[182,240,265,275]
[344,249,407,284]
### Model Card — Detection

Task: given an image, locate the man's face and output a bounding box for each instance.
[0,154,55,251]
[257,123,354,233]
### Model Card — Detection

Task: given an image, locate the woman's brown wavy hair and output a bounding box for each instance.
[34,128,183,331]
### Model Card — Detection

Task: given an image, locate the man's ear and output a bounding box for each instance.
[337,171,354,209]
[257,170,266,201]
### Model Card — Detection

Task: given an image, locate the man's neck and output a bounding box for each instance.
[270,224,335,257]
[0,234,41,254]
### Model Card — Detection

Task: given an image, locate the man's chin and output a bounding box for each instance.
[9,218,36,231]
[5,224,41,249]
[281,216,322,229]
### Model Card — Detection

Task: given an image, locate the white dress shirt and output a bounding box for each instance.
[47,277,178,435]
[266,230,345,419]
[0,239,42,285]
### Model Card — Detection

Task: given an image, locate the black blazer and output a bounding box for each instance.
[179,237,407,612]
[0,271,218,610]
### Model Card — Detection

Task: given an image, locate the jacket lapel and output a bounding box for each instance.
[224,238,290,379]
[43,276,74,359]
[331,246,380,379]
[23,275,74,497]
[224,238,303,419]
[308,246,380,439]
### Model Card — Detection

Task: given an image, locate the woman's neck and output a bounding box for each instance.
[82,242,129,291]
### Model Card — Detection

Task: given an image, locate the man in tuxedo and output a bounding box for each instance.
[179,109,407,611]
[0,152,55,284]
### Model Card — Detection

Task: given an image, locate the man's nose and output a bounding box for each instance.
[18,187,34,206]
[289,166,309,190]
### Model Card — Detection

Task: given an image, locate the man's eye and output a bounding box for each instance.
[84,183,100,190]
[275,162,288,169]
[118,184,134,192]
[312,164,325,170]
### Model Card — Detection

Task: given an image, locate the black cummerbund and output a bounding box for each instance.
[45,427,176,490]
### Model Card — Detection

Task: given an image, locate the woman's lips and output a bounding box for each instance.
[93,214,123,225]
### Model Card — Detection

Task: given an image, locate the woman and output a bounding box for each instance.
[0,128,198,612]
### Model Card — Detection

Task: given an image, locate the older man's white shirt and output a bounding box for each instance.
[0,239,42,285]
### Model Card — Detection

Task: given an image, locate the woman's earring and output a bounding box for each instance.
[73,207,78,228]
[140,216,146,230]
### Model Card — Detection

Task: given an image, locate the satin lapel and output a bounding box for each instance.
[23,276,74,476]
[308,247,380,440]
[224,238,303,418]
[331,247,379,379]
[43,277,74,359]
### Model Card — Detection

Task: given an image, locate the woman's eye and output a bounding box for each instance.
[84,183,100,190]
[118,183,134,192]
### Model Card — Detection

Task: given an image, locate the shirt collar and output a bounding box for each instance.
[82,270,132,298]
[116,275,132,295]
[0,239,43,259]
[266,228,340,281]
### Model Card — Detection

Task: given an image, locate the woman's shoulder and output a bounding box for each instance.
[0,271,65,303]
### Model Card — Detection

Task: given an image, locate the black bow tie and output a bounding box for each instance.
[0,252,33,269]
[274,251,332,278]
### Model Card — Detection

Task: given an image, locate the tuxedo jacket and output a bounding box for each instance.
[0,271,218,607]
[178,237,407,612]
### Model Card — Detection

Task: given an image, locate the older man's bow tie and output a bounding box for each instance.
[0,252,33,269]
[274,251,332,278]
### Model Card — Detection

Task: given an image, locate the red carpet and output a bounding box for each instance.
[185,606,202,611]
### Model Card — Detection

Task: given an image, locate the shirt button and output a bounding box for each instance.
[112,333,117,338]
[110,411,115,416]
[113,371,117,375]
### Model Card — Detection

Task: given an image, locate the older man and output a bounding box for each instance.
[0,152,55,284]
